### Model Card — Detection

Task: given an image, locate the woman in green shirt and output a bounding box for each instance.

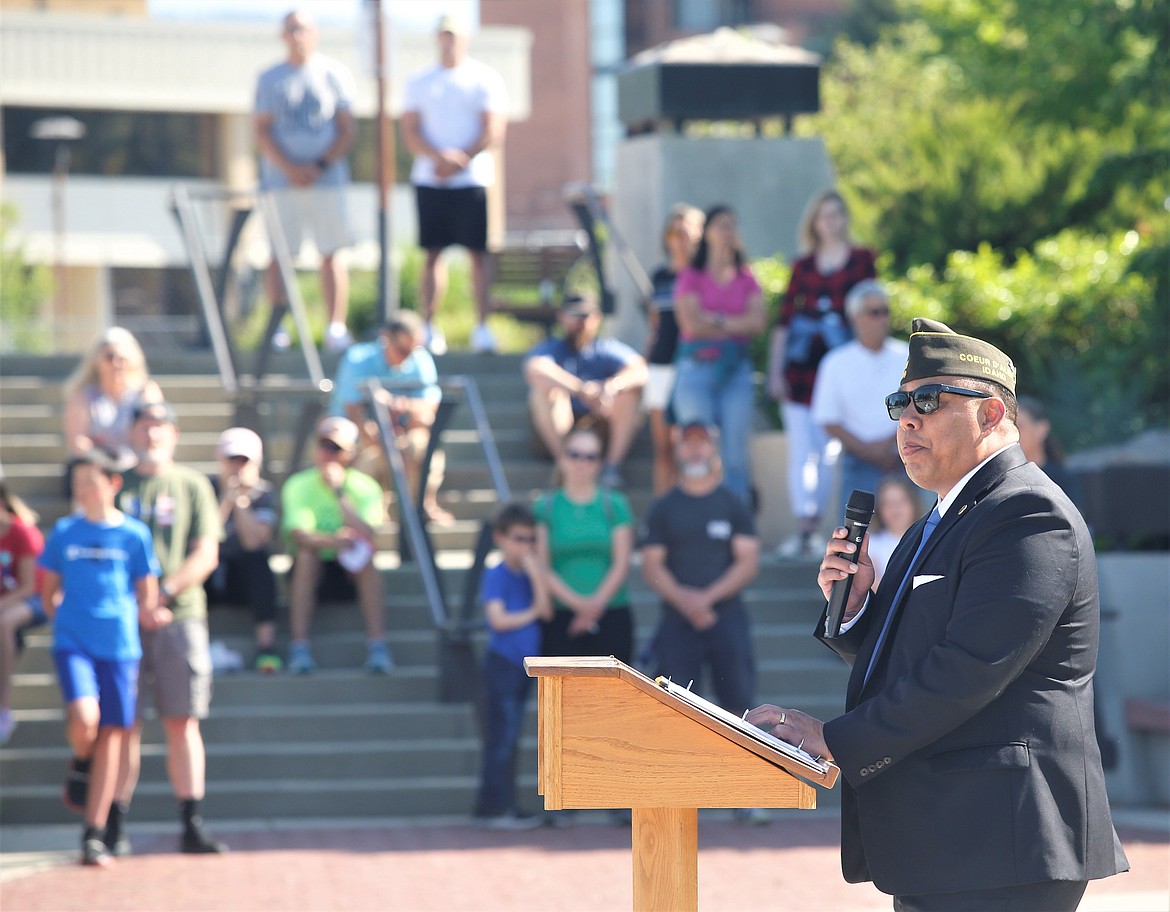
[534,427,634,663]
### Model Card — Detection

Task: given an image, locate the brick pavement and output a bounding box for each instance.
[1,812,1167,912]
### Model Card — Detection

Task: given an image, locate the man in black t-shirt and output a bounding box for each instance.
[639,422,760,715]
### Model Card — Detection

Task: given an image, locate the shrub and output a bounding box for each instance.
[888,227,1166,451]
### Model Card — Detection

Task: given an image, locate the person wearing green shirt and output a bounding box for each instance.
[281,416,390,675]
[534,427,634,664]
[113,400,227,856]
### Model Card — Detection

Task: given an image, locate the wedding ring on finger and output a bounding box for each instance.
[778,712,786,725]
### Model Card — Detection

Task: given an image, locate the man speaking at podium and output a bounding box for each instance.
[748,320,1128,911]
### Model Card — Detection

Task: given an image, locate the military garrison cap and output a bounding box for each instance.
[902,318,1016,393]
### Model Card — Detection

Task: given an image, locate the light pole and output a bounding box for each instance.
[30,116,86,319]
[368,0,398,320]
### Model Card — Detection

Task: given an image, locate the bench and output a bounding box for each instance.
[1125,698,1170,735]
[488,237,589,336]
[1124,696,1170,804]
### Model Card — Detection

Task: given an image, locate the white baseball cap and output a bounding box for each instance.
[216,427,263,463]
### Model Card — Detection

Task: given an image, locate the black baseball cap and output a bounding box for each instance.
[132,400,178,425]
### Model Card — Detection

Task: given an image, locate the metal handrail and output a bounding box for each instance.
[563,181,656,310]
[364,373,512,703]
[366,378,448,630]
[169,182,327,391]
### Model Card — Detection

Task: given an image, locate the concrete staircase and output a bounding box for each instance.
[0,350,844,825]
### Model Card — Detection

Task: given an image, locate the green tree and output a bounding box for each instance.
[888,228,1166,450]
[0,204,53,353]
[809,2,1169,269]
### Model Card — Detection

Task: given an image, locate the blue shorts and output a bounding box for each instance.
[53,650,140,729]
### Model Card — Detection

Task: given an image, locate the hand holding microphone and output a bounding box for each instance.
[822,489,876,637]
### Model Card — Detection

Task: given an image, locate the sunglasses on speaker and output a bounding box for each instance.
[884,384,992,420]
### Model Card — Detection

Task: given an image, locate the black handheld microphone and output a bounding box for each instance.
[825,489,876,638]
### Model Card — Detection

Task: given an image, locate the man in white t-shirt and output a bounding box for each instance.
[402,13,508,355]
[254,9,357,353]
[811,280,911,518]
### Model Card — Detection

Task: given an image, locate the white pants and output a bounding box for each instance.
[780,401,833,521]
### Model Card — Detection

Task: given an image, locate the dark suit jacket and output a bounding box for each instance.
[816,445,1128,895]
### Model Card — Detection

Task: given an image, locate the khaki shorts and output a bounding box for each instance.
[269,186,350,257]
[355,427,445,496]
[642,363,677,412]
[137,619,212,720]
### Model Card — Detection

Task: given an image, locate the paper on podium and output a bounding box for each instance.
[654,676,833,780]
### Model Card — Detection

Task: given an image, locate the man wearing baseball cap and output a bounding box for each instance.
[748,319,1128,908]
[280,416,390,675]
[401,11,508,354]
[640,421,765,823]
[524,292,648,488]
[112,400,227,855]
[206,428,282,672]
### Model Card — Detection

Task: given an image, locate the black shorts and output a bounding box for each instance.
[416,185,488,252]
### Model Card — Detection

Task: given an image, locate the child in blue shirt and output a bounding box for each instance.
[40,451,169,867]
[473,503,551,828]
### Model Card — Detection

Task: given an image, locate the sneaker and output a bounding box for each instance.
[425,323,448,356]
[365,641,394,675]
[103,832,132,858]
[470,322,497,354]
[254,649,284,674]
[776,533,813,559]
[324,323,354,354]
[208,639,244,674]
[82,836,113,867]
[62,758,90,814]
[287,642,316,675]
[733,807,773,826]
[181,823,229,854]
[0,708,16,745]
[271,328,292,351]
[599,463,624,489]
[478,811,543,831]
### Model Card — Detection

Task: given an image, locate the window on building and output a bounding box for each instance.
[3,106,218,178]
[673,0,751,30]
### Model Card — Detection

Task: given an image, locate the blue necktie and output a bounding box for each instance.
[862,506,942,687]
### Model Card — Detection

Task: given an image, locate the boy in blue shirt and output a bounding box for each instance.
[473,503,551,829]
[40,451,170,866]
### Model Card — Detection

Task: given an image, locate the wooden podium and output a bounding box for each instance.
[526,656,839,911]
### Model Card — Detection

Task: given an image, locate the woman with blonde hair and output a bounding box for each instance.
[62,328,163,495]
[766,189,877,556]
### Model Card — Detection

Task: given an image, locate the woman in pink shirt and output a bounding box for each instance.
[672,206,767,503]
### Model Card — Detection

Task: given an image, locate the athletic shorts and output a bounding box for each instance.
[268,186,350,257]
[416,185,488,252]
[138,618,212,720]
[642,363,677,412]
[53,649,139,729]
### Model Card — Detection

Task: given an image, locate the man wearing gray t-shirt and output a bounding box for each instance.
[255,9,357,353]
